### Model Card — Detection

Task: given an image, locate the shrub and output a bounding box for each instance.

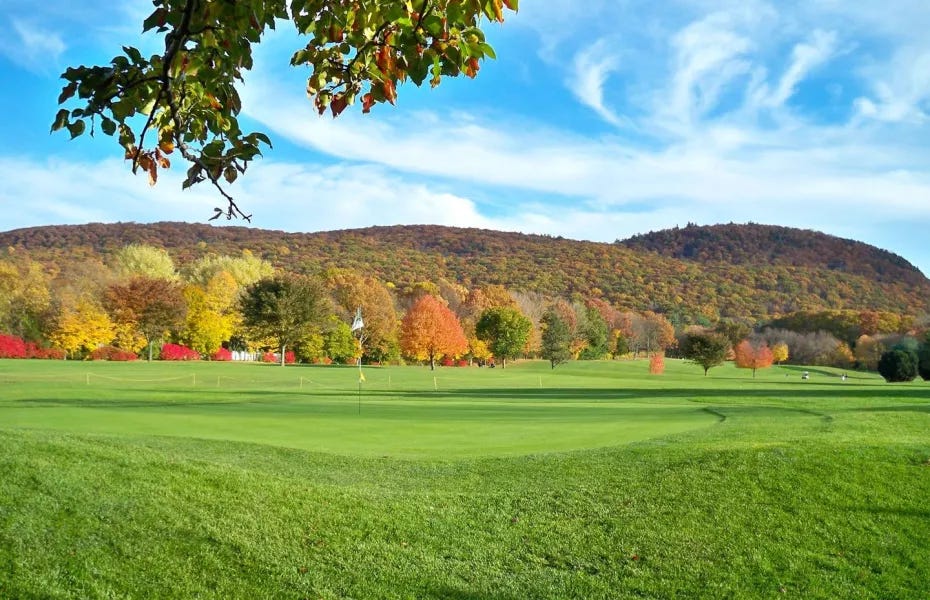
[211,347,233,361]
[877,349,918,383]
[649,353,665,375]
[160,343,200,361]
[441,356,455,367]
[89,346,138,361]
[313,356,333,365]
[24,343,66,360]
[262,351,296,364]
[0,334,27,358]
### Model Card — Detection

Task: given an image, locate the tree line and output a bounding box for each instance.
[0,244,926,374]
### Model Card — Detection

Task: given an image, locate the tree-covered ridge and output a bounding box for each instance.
[619,222,924,287]
[2,222,928,322]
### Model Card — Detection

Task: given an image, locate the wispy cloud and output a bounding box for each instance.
[570,40,626,127]
[0,19,66,73]
[766,29,839,109]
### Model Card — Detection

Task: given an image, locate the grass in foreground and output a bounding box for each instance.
[0,359,928,599]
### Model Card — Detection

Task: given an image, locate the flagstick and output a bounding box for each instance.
[358,379,362,415]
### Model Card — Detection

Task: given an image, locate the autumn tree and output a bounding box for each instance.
[771,342,789,365]
[714,319,753,348]
[180,279,238,356]
[112,244,177,280]
[680,332,730,376]
[540,307,572,369]
[53,0,517,219]
[475,306,532,368]
[240,275,330,366]
[853,335,886,371]
[50,299,115,358]
[326,269,399,362]
[734,340,774,378]
[399,295,468,370]
[105,277,187,361]
[184,251,274,287]
[649,353,665,375]
[631,311,676,357]
[0,258,51,341]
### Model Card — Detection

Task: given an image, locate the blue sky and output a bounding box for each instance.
[2,1,930,277]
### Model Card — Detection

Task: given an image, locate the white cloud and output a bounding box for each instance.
[0,155,494,234]
[0,19,66,73]
[766,29,838,108]
[570,40,626,127]
[854,48,930,124]
[665,11,754,128]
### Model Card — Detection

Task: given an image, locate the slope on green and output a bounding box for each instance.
[1,359,928,599]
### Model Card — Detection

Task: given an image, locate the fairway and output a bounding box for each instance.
[2,358,929,599]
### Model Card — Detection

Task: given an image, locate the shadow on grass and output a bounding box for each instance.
[8,383,930,405]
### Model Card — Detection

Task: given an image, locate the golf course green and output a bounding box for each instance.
[1,358,928,598]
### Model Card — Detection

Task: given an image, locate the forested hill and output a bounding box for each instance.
[619,223,924,287]
[2,221,928,321]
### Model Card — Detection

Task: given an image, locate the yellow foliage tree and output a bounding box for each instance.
[111,322,147,353]
[771,342,789,365]
[51,299,115,357]
[181,284,237,355]
[468,337,492,364]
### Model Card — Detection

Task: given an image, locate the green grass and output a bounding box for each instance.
[1,358,928,599]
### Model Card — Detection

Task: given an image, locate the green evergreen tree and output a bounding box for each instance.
[877,349,918,383]
[578,307,609,360]
[540,308,572,369]
[916,340,930,381]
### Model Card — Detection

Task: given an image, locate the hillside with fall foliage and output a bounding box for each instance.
[1,221,928,322]
[619,223,924,287]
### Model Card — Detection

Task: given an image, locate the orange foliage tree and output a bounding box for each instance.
[400,295,468,370]
[649,353,665,375]
[734,340,774,378]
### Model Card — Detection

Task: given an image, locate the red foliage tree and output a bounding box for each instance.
[734,340,774,378]
[105,277,187,362]
[400,295,468,370]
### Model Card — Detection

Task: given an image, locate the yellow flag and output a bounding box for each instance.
[358,369,366,383]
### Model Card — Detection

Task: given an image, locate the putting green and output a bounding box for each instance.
[0,360,726,458]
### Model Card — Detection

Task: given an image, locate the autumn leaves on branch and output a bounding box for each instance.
[51,0,518,221]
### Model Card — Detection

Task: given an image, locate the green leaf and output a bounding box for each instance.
[101,118,117,136]
[67,120,86,139]
[142,8,167,32]
[50,109,70,133]
[57,82,77,105]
